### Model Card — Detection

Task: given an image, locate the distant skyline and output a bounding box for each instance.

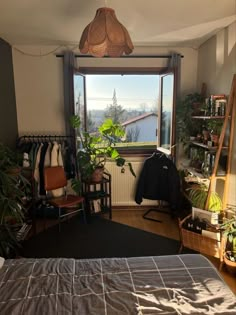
[74,74,159,111]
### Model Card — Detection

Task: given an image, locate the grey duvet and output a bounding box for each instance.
[0,254,235,314]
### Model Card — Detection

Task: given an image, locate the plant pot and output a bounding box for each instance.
[202,130,210,144]
[192,102,202,115]
[224,252,236,275]
[91,167,104,183]
[210,134,219,146]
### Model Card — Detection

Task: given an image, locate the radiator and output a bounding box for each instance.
[105,158,157,207]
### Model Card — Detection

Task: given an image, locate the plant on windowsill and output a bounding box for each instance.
[0,143,30,258]
[70,115,136,185]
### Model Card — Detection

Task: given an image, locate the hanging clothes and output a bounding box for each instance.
[17,135,74,200]
[44,142,52,167]
[39,142,49,196]
[34,143,43,183]
[135,152,181,212]
[62,140,76,179]
[50,141,64,197]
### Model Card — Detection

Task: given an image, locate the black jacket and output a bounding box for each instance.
[135,152,181,210]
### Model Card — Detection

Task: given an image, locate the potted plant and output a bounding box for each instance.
[70,115,136,183]
[207,120,223,146]
[0,143,30,258]
[187,183,222,212]
[220,216,236,274]
[176,93,204,150]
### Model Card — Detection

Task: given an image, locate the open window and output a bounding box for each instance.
[158,72,177,157]
[73,69,177,158]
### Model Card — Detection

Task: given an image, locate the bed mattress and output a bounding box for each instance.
[0,254,235,314]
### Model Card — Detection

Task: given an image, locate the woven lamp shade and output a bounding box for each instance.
[79,7,134,57]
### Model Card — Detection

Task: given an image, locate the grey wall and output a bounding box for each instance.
[0,38,18,148]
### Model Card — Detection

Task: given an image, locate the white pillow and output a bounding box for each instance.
[0,257,5,269]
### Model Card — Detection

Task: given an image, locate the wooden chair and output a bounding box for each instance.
[44,166,86,231]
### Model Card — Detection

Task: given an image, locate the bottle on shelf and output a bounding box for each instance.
[201,151,212,177]
[210,95,215,116]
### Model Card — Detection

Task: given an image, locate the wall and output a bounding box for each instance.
[12,45,198,136]
[0,39,18,148]
[197,22,236,207]
[12,46,65,135]
[12,45,198,206]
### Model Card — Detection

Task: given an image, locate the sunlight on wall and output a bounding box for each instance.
[216,30,225,73]
[228,22,236,56]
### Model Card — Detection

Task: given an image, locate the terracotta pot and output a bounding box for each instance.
[210,134,219,146]
[202,130,210,141]
[91,167,104,183]
[224,252,236,275]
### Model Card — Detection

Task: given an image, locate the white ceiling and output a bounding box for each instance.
[0,0,235,49]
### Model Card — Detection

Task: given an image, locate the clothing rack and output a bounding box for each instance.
[143,201,172,223]
[16,134,76,180]
[17,134,72,144]
[16,134,76,234]
[136,150,180,223]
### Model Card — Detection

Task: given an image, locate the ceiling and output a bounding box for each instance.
[0,0,235,49]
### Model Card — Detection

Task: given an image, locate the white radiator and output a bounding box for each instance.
[105,158,157,207]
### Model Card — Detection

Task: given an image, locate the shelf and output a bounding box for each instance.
[190,141,228,151]
[84,191,110,200]
[191,115,227,119]
[180,159,226,180]
[82,173,112,219]
[83,177,110,185]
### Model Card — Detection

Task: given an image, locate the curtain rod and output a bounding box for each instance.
[56,54,184,58]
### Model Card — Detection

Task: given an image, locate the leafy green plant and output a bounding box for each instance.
[0,142,30,257]
[176,93,204,149]
[221,216,236,262]
[187,183,222,212]
[207,120,223,135]
[70,115,136,182]
[0,225,20,258]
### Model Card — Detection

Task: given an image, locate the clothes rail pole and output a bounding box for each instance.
[17,135,72,141]
[56,54,184,59]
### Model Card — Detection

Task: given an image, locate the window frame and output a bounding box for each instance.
[73,66,176,157]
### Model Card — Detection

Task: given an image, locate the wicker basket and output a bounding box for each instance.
[179,214,221,258]
[180,228,221,258]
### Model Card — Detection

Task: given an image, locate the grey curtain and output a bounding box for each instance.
[63,50,77,174]
[168,52,181,99]
[63,50,75,138]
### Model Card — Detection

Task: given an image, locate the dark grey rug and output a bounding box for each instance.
[21,216,193,259]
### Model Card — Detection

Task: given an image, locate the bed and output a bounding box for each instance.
[0,254,235,314]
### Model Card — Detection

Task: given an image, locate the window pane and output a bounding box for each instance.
[74,74,86,130]
[83,74,159,149]
[160,74,174,151]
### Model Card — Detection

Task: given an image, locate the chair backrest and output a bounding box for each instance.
[44,166,67,191]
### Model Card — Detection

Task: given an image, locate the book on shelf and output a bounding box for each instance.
[211,94,226,100]
[93,200,101,213]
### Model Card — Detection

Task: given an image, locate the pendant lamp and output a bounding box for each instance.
[79,7,134,57]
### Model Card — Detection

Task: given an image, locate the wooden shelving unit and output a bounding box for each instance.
[179,74,236,259]
[205,75,236,210]
[82,172,112,220]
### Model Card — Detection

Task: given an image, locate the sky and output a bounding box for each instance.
[74,74,160,111]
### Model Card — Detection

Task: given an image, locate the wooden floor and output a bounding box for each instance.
[111,208,236,295]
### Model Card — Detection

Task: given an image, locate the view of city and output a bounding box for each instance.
[74,74,160,145]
